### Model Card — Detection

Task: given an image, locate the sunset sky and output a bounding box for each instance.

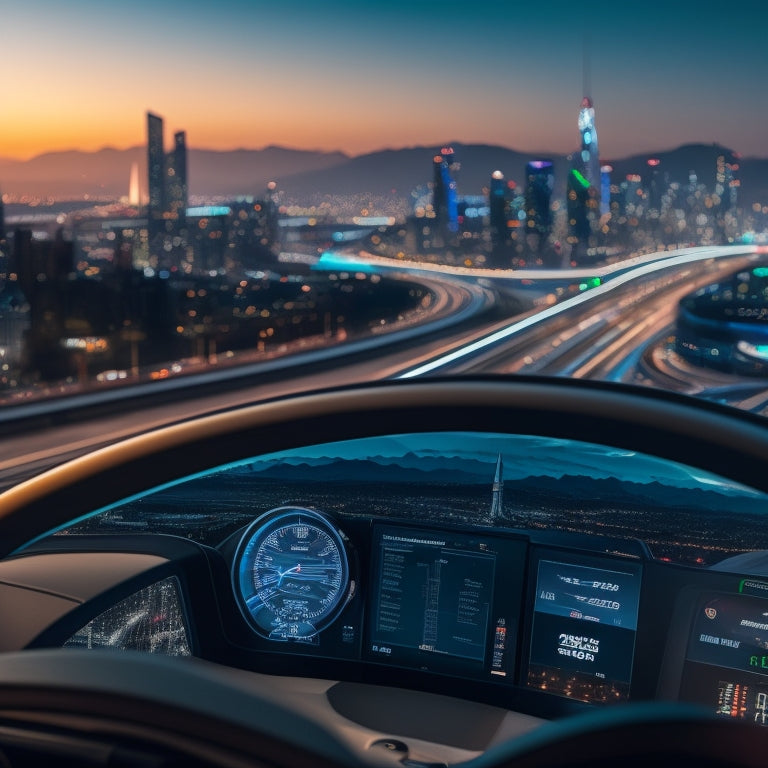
[3,0,767,161]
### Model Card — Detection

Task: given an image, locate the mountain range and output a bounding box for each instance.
[242,455,764,517]
[2,142,766,206]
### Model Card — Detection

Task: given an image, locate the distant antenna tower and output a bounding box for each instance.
[582,33,592,98]
[490,454,504,522]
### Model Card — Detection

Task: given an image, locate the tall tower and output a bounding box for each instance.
[147,112,165,218]
[490,453,504,522]
[568,92,602,260]
[600,164,612,217]
[489,170,507,246]
[577,96,601,208]
[166,131,188,222]
[146,113,188,267]
[525,161,554,239]
[432,147,459,243]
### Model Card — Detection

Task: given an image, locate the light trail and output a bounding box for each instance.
[397,246,756,378]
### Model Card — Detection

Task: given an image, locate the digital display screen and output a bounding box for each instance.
[526,555,642,703]
[366,524,525,680]
[680,592,768,724]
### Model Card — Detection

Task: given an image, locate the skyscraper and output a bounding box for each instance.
[577,96,601,208]
[600,165,612,217]
[567,168,593,250]
[431,148,459,244]
[166,131,188,222]
[146,112,188,267]
[525,161,554,239]
[489,170,507,246]
[147,112,166,219]
[568,97,602,258]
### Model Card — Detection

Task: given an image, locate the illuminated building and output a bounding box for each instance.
[567,168,595,258]
[489,170,507,247]
[166,131,188,223]
[727,155,740,209]
[568,98,602,258]
[488,172,524,268]
[646,158,663,213]
[577,97,601,208]
[524,160,554,244]
[10,228,76,380]
[432,147,459,244]
[0,278,29,371]
[600,165,612,217]
[624,174,643,211]
[227,197,279,268]
[146,113,189,268]
[147,112,166,221]
[187,207,228,273]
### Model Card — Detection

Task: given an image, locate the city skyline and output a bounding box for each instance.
[3,0,768,163]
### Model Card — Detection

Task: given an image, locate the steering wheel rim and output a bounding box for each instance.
[468,702,768,767]
[2,376,767,559]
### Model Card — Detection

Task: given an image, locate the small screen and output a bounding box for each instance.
[367,524,524,680]
[526,555,642,703]
[680,592,768,725]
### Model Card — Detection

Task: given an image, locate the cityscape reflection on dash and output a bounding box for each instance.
[53,432,768,570]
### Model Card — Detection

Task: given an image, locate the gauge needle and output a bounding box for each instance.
[276,563,331,584]
[276,564,302,585]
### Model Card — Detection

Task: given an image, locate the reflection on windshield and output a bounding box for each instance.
[52,433,768,568]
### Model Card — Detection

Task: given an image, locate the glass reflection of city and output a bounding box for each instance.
[58,434,768,569]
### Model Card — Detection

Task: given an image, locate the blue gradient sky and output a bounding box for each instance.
[4,0,767,160]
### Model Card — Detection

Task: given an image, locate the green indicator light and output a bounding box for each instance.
[752,267,768,278]
[739,578,768,594]
[571,169,590,189]
[578,278,601,291]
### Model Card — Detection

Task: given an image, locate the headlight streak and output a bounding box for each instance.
[397,247,755,378]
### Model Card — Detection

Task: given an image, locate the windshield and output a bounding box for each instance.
[1,0,767,481]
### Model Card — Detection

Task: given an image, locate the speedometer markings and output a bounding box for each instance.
[234,507,351,641]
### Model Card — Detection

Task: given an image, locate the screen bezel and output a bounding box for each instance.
[522,547,643,704]
[677,589,768,723]
[363,521,527,682]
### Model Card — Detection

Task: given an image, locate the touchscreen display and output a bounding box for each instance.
[526,555,642,703]
[680,592,768,724]
[366,524,525,680]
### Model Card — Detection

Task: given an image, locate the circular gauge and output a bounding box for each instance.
[233,507,351,640]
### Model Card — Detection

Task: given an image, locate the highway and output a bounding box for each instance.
[0,244,765,489]
[401,254,755,384]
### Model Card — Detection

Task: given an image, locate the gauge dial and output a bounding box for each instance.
[233,507,351,640]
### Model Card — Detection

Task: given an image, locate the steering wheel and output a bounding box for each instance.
[0,377,767,766]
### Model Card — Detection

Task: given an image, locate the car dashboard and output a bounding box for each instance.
[2,429,768,764]
[2,380,768,766]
